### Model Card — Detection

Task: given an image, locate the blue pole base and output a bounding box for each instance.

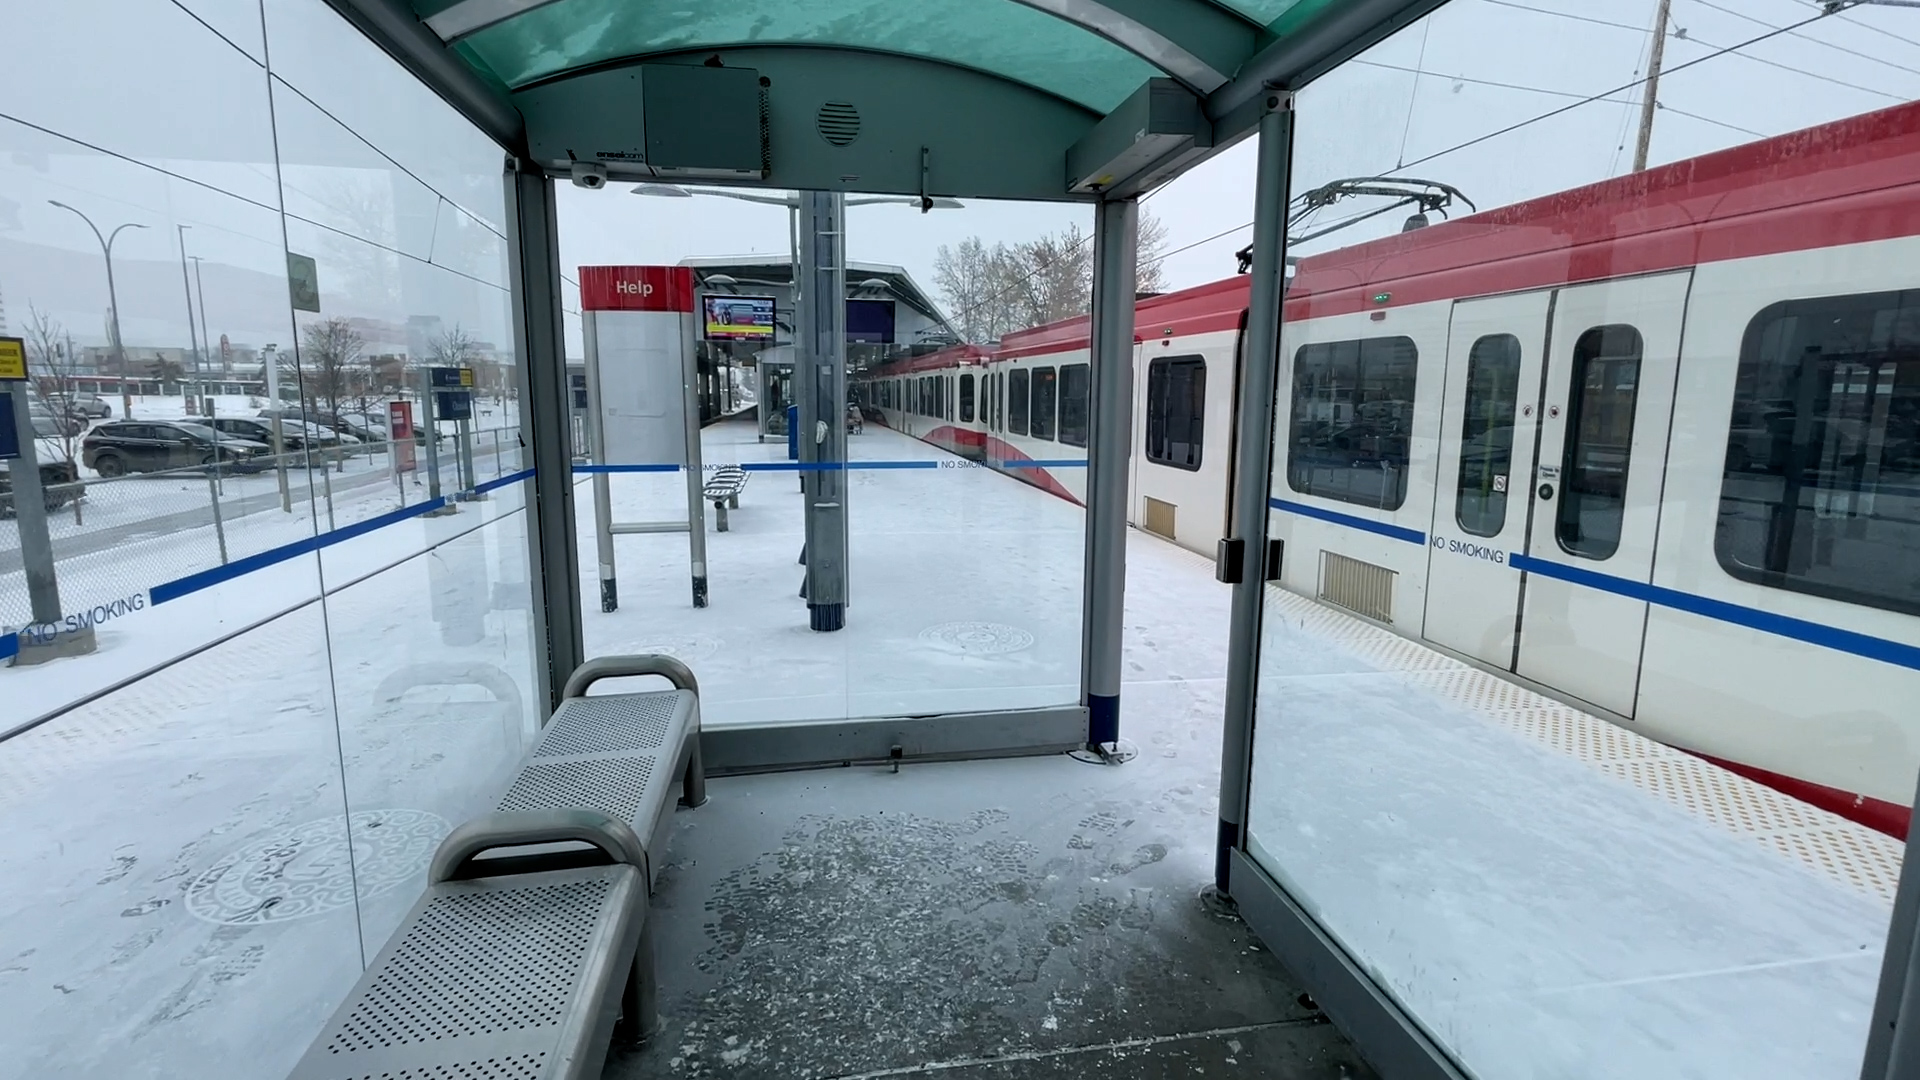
[692,575,708,609]
[809,602,845,632]
[599,577,617,613]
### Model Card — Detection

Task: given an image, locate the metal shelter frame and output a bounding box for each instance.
[318,3,1920,1078]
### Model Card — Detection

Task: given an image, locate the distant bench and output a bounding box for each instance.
[287,655,706,1080]
[703,466,749,531]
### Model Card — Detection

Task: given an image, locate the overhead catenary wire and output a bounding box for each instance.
[956,4,1841,325]
[1690,0,1920,79]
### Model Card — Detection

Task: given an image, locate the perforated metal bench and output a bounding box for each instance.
[287,809,654,1080]
[702,466,748,531]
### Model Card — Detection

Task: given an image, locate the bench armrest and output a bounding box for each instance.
[429,808,646,883]
[561,654,700,699]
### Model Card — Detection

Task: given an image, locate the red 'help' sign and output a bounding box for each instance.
[579,265,695,312]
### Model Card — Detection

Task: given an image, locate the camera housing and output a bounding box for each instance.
[570,162,608,190]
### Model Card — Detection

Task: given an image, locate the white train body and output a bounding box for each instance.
[857,101,1920,835]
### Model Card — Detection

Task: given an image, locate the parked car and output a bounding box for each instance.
[204,416,344,461]
[46,392,112,419]
[82,420,267,476]
[28,403,85,438]
[0,417,84,515]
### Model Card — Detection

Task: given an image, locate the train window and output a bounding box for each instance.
[1059,364,1090,448]
[1455,334,1523,537]
[1010,369,1030,434]
[1716,291,1920,616]
[1287,337,1418,510]
[960,373,975,422]
[1146,356,1206,470]
[1557,325,1642,560]
[1032,367,1058,440]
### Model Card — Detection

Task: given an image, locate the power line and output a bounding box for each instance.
[1476,0,1655,35]
[1353,57,1760,135]
[1690,0,1920,79]
[1674,27,1905,99]
[1794,0,1920,53]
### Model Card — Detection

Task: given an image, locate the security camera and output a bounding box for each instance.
[570,162,608,190]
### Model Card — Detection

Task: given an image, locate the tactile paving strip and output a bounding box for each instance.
[1263,584,1906,905]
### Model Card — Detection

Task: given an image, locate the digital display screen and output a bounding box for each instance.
[703,295,776,341]
[846,299,896,344]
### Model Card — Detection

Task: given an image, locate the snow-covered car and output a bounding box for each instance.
[0,416,84,515]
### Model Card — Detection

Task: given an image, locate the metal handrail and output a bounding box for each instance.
[561,654,700,699]
[428,808,646,883]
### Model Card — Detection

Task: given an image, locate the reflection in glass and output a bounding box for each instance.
[1456,334,1521,538]
[1717,291,1920,616]
[1556,325,1642,560]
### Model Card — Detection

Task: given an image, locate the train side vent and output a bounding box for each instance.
[1318,551,1395,623]
[1143,497,1177,541]
[817,101,860,146]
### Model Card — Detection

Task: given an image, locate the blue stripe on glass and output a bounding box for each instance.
[573,463,680,474]
[1270,497,1426,546]
[0,633,16,661]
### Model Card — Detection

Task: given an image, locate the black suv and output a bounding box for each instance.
[82,421,268,477]
[204,416,339,459]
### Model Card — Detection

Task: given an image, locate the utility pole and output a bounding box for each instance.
[1634,0,1674,173]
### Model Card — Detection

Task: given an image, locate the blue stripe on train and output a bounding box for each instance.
[1270,498,1920,674]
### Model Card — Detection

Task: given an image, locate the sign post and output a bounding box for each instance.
[389,399,416,504]
[1,336,94,663]
[579,265,707,610]
[431,366,478,500]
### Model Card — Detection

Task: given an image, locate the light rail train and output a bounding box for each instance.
[857,99,1920,837]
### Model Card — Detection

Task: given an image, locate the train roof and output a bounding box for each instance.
[989,98,1920,356]
[1288,97,1920,319]
[861,342,991,376]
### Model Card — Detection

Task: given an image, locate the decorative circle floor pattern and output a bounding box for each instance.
[184,808,448,925]
[917,622,1035,655]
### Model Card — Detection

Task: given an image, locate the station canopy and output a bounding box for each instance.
[337,0,1447,199]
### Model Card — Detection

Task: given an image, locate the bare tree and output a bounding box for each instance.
[1137,207,1170,295]
[300,316,366,420]
[934,209,1169,342]
[22,305,84,521]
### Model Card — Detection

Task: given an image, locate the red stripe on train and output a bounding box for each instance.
[1693,751,1909,840]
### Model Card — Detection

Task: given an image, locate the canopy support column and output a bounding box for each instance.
[796,191,849,632]
[1081,197,1137,751]
[504,160,583,712]
[1216,93,1294,892]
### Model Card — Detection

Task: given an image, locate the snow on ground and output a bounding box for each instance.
[0,415,1895,1080]
[578,421,1087,725]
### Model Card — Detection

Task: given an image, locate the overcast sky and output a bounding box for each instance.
[5,0,1920,358]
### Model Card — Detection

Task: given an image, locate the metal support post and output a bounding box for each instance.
[1080,198,1138,752]
[457,415,479,498]
[421,366,452,512]
[682,310,710,608]
[795,191,848,632]
[505,160,584,712]
[5,385,94,662]
[1860,768,1920,1079]
[265,345,291,513]
[583,312,618,612]
[1215,94,1296,893]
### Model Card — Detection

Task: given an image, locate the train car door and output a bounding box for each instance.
[1514,271,1691,716]
[1421,290,1553,667]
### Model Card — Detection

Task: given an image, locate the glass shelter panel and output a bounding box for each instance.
[563,195,1092,727]
[1242,9,1916,1080]
[0,1,543,1073]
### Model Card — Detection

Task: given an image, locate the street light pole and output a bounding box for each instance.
[50,202,144,415]
[177,224,201,394]
[191,256,212,381]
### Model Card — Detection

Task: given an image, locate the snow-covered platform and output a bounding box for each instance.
[578,419,1089,726]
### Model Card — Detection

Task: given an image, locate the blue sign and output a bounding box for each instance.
[434,389,473,421]
[0,391,17,461]
[429,366,472,389]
